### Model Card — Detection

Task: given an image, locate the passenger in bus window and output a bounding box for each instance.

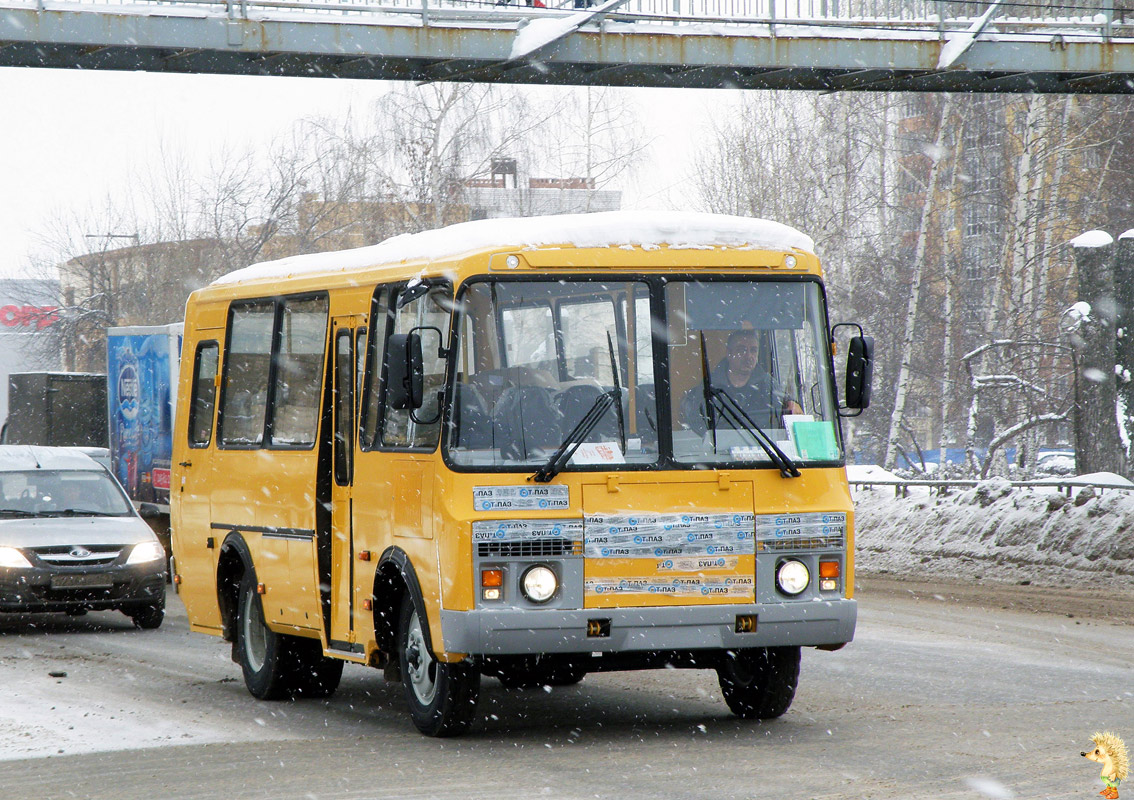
[680,328,802,435]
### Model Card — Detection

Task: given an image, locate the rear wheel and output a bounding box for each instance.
[496,660,586,689]
[397,594,479,736]
[235,571,343,700]
[288,637,344,699]
[237,572,291,700]
[717,646,800,719]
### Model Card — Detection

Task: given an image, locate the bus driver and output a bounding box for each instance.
[681,328,803,435]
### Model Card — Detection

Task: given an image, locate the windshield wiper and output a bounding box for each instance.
[532,332,626,484]
[0,509,35,517]
[699,333,801,479]
[59,508,119,517]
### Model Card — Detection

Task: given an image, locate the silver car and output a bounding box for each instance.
[0,446,166,628]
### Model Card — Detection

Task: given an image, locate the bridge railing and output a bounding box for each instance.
[14,0,1128,38]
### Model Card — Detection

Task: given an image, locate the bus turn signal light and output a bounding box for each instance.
[481,568,503,588]
[819,561,840,578]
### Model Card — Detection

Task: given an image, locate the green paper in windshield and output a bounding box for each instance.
[791,421,839,461]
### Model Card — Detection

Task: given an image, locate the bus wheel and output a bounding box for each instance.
[236,572,295,700]
[717,646,800,720]
[288,637,344,699]
[497,661,586,689]
[397,595,480,736]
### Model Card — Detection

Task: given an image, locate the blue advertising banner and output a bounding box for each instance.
[107,328,180,507]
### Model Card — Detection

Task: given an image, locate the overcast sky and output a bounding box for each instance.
[0,67,712,279]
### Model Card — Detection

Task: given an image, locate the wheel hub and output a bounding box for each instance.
[404,610,438,705]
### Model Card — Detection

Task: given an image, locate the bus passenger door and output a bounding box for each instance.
[173,336,224,629]
[328,316,364,652]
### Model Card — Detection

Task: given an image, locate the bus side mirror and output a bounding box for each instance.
[844,335,874,412]
[387,333,424,410]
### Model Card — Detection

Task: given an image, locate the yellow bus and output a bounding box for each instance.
[170,211,873,736]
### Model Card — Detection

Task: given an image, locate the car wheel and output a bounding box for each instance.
[397,594,479,737]
[128,602,165,630]
[717,646,800,720]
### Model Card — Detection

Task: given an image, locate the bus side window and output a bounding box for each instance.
[382,284,452,449]
[219,301,275,448]
[360,289,390,449]
[333,329,353,485]
[268,295,329,448]
[188,341,219,448]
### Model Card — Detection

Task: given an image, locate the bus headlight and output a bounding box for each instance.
[776,559,810,596]
[520,565,557,603]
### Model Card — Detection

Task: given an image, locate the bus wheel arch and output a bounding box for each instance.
[373,547,431,660]
[374,548,480,736]
[216,533,253,645]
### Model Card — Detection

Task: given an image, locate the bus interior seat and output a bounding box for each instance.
[557,383,619,442]
[450,382,493,449]
[492,385,563,459]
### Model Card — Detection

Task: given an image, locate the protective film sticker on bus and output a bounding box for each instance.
[585,576,754,598]
[754,512,846,542]
[473,485,569,511]
[583,513,756,559]
[472,519,584,542]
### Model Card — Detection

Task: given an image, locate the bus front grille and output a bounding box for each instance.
[477,540,583,558]
[757,535,844,551]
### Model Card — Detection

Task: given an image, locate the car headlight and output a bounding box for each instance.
[776,559,810,596]
[127,541,165,565]
[520,565,557,603]
[0,546,32,568]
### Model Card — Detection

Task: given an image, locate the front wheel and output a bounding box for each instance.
[717,646,800,720]
[128,602,165,630]
[397,595,479,737]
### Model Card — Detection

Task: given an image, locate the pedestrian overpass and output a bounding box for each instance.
[2,0,1133,91]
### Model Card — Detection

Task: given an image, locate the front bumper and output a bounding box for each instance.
[441,598,856,655]
[0,563,166,613]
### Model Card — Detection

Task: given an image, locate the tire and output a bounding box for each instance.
[497,660,586,689]
[128,602,165,630]
[288,636,344,699]
[397,594,479,737]
[717,646,801,720]
[235,571,343,701]
[236,571,293,700]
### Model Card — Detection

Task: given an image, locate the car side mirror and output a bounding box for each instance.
[137,502,163,519]
[387,333,424,410]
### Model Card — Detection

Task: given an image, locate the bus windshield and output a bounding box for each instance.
[447,277,841,471]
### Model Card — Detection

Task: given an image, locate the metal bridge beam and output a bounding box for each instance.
[2,4,1134,92]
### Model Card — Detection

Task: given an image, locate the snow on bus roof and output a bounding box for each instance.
[213,211,815,286]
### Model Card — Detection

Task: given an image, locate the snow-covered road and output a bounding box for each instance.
[0,580,1129,799]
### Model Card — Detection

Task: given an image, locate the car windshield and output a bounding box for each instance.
[446,276,842,471]
[0,470,134,517]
